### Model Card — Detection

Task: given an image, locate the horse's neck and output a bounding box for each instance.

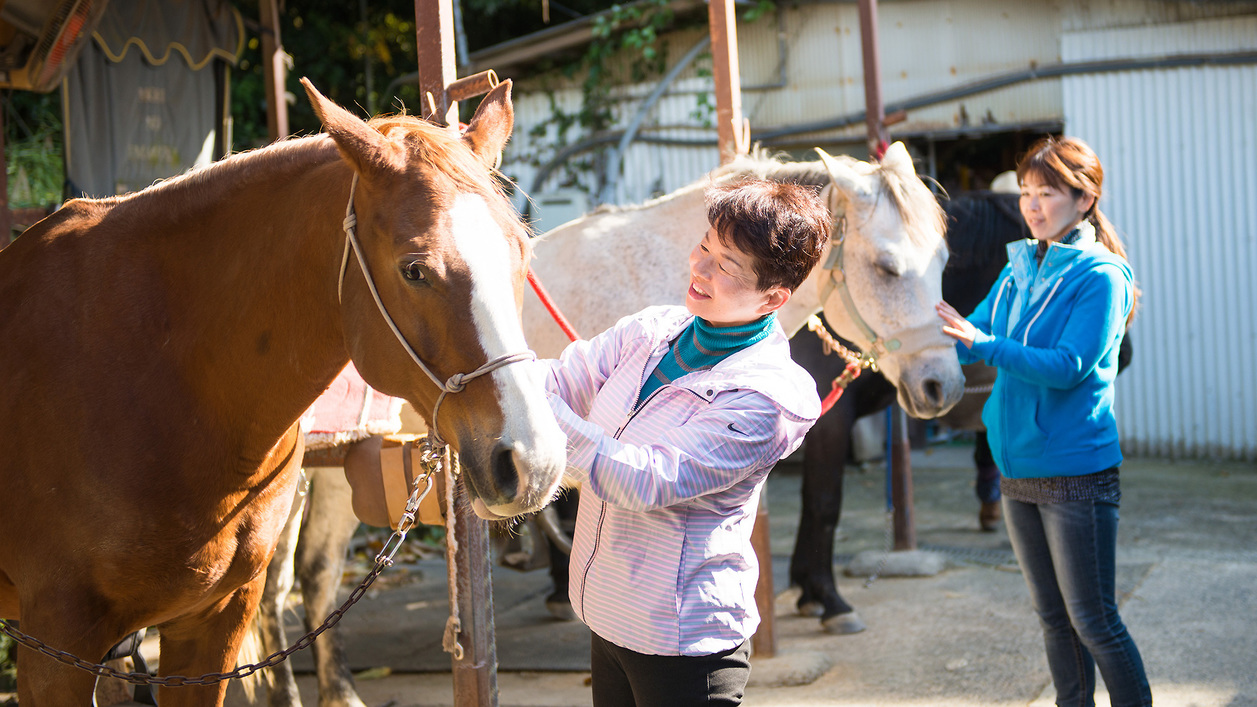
[122,140,351,443]
[779,265,823,337]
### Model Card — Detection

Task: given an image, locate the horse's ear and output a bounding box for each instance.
[880,142,917,178]
[301,77,399,175]
[461,79,514,169]
[815,147,874,208]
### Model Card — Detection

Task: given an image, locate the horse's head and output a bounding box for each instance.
[815,143,964,419]
[302,78,566,519]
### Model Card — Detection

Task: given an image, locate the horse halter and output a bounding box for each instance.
[337,173,536,447]
[818,207,951,370]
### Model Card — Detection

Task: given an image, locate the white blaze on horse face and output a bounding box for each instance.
[448,193,567,514]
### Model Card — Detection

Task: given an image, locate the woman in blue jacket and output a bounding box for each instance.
[936,136,1151,706]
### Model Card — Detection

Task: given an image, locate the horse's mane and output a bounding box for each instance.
[712,149,831,187]
[717,148,946,250]
[577,149,946,253]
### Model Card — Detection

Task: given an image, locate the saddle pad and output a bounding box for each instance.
[301,363,404,450]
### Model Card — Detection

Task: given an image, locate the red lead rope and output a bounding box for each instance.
[819,361,863,417]
[527,269,583,343]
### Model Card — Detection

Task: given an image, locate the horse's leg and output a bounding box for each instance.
[296,466,367,707]
[788,407,867,634]
[13,590,128,707]
[156,576,268,707]
[259,480,308,707]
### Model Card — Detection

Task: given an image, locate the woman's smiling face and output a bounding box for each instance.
[1019,173,1095,243]
[686,227,787,326]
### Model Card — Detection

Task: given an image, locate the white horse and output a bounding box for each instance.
[255,143,963,707]
[527,142,962,417]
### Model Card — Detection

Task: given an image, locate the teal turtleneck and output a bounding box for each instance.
[635,313,777,407]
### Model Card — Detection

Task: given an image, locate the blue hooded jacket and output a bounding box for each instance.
[957,221,1134,478]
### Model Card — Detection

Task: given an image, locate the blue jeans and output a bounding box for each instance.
[1003,497,1152,707]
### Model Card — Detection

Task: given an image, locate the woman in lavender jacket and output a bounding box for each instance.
[544,179,830,706]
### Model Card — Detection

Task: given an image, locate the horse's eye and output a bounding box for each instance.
[877,263,900,278]
[401,261,427,282]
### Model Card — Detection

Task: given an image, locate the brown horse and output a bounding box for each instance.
[0,78,566,706]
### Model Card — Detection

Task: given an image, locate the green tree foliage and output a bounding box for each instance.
[228,0,670,148]
[2,90,64,209]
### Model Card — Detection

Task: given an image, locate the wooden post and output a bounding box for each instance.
[707,0,747,165]
[414,2,497,704]
[259,0,288,141]
[748,492,775,657]
[447,482,499,706]
[856,0,915,549]
[889,403,917,550]
[708,0,772,657]
[856,0,887,159]
[415,0,458,127]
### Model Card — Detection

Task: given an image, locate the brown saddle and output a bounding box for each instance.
[340,435,448,529]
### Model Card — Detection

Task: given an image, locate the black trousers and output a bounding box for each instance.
[590,631,751,706]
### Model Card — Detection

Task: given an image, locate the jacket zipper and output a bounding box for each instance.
[577,339,665,620]
[1021,277,1063,345]
[577,355,711,620]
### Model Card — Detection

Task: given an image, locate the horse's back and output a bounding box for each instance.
[525,190,706,356]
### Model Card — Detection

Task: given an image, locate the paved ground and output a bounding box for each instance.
[7,440,1252,706]
[248,441,1257,707]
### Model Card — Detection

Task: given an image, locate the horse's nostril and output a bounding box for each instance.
[923,379,944,406]
[492,443,520,502]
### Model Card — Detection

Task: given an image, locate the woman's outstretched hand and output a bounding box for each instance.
[936,301,978,349]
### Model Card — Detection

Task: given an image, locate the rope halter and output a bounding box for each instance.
[337,173,537,446]
[817,209,951,371]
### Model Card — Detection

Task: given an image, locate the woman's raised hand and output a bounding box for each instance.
[936,301,979,349]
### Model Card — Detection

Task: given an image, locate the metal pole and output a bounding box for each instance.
[259,0,288,141]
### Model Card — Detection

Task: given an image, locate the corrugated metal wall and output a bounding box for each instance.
[504,0,1257,214]
[1063,17,1257,460]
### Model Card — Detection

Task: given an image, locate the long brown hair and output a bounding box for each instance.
[1016,136,1140,327]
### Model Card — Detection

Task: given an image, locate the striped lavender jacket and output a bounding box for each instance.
[544,305,820,656]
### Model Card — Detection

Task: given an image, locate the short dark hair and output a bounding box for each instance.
[705,178,830,292]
